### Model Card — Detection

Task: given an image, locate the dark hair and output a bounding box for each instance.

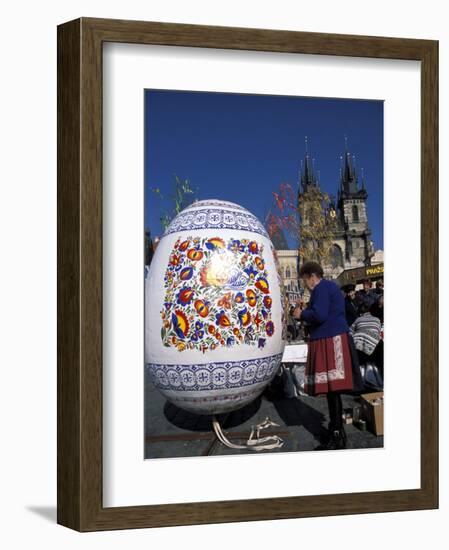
[359,302,370,314]
[299,261,324,278]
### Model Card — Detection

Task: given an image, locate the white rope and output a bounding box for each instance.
[212,415,284,451]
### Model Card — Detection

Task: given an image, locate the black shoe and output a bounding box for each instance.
[315,428,347,451]
[319,422,346,444]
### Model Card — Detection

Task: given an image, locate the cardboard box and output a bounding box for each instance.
[361,392,384,436]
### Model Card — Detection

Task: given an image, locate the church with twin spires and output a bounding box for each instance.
[298,137,375,279]
[272,138,376,298]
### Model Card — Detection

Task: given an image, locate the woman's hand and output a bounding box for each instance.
[293,299,303,320]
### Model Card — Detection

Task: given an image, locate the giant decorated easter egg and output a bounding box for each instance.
[145,199,286,415]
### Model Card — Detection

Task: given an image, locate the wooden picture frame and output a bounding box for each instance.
[57,17,438,532]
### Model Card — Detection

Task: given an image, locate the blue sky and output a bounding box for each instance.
[144,90,383,250]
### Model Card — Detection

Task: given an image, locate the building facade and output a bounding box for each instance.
[275,249,301,303]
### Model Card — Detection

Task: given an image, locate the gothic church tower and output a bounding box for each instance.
[336,140,374,269]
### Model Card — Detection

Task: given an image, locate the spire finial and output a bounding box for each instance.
[305,135,308,154]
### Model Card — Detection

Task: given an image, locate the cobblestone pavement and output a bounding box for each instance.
[144,370,383,459]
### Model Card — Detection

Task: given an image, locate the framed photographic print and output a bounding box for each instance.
[57,17,438,531]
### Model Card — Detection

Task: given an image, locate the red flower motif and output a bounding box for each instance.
[217,292,232,309]
[255,277,269,294]
[187,249,204,261]
[194,299,209,318]
[263,296,272,309]
[170,254,181,266]
[178,240,190,251]
[177,288,194,305]
[255,256,265,270]
[246,289,257,307]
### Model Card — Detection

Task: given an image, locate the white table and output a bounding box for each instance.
[282,342,308,363]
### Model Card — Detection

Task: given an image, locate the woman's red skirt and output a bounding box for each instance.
[304,332,354,396]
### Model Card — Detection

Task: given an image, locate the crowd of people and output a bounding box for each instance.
[287,277,384,376]
[342,278,384,379]
[285,265,384,451]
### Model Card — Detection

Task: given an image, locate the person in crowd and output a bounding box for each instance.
[341,283,358,326]
[287,305,298,341]
[349,302,382,367]
[374,278,384,297]
[369,298,384,377]
[293,261,363,451]
[370,293,384,324]
[355,278,378,312]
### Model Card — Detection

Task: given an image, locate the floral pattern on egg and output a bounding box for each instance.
[160,236,275,352]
